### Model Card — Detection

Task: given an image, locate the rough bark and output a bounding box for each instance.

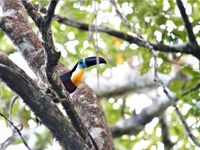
[0,0,46,81]
[56,65,113,150]
[0,52,87,150]
[72,84,113,150]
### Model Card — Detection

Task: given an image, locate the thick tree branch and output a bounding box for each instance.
[0,0,46,81]
[0,0,92,147]
[54,15,145,46]
[111,94,174,137]
[37,4,200,60]
[22,1,96,149]
[26,0,98,148]
[53,15,200,60]
[176,0,198,46]
[0,52,88,149]
[22,0,60,65]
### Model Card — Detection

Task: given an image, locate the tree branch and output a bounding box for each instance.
[159,113,174,149]
[21,0,44,28]
[54,15,144,45]
[0,52,88,149]
[45,0,60,26]
[0,0,46,81]
[176,0,198,46]
[174,105,200,147]
[0,132,17,150]
[85,64,178,97]
[36,3,200,60]
[111,94,174,137]
[0,0,113,150]
[182,83,200,96]
[111,0,200,147]
[22,0,60,65]
[22,1,97,149]
[0,112,31,150]
[53,15,200,60]
[162,85,200,147]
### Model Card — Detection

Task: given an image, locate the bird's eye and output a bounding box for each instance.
[79,60,83,65]
[78,59,87,68]
[78,60,85,68]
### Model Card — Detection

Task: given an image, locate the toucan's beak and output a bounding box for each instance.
[85,56,106,67]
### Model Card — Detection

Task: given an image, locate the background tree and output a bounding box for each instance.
[0,0,199,149]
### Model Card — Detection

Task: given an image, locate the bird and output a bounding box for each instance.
[60,56,106,93]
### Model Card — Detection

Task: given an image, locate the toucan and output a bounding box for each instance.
[60,56,106,93]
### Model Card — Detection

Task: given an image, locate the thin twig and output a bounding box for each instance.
[0,132,17,150]
[176,0,198,46]
[9,96,19,123]
[162,86,200,147]
[110,0,159,82]
[174,105,200,147]
[111,0,200,147]
[94,0,100,89]
[0,112,31,150]
[174,105,200,146]
[182,83,200,96]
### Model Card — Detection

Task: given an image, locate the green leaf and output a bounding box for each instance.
[180,66,199,76]
[12,100,19,117]
[140,61,150,75]
[190,89,200,99]
[158,61,171,74]
[183,77,200,92]
[141,49,152,60]
[0,86,14,102]
[158,52,168,61]
[169,79,183,93]
[156,15,167,25]
[102,101,120,125]
[13,139,23,145]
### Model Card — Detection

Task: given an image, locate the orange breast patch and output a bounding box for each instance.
[71,69,85,86]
